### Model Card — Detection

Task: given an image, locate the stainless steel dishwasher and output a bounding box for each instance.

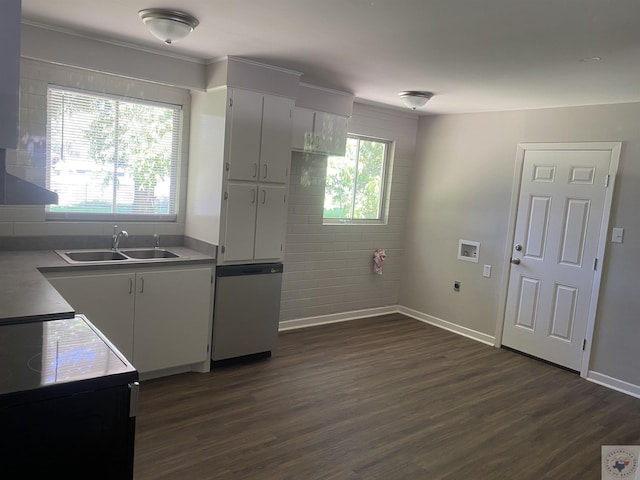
[212,262,283,363]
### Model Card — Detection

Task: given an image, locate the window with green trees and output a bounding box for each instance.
[323,135,390,223]
[46,86,181,219]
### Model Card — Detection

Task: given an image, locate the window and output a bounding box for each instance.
[46,86,181,220]
[323,135,390,223]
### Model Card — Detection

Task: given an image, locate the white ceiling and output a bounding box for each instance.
[20,0,640,114]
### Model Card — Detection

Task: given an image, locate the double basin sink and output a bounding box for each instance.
[57,248,179,264]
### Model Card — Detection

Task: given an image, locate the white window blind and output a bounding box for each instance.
[46,86,181,219]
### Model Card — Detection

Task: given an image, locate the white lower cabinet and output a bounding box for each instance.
[46,266,213,375]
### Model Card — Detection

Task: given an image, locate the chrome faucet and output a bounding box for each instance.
[153,233,160,249]
[112,225,128,251]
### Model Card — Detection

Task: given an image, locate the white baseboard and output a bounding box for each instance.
[586,371,640,399]
[278,306,397,331]
[279,305,495,347]
[397,306,496,346]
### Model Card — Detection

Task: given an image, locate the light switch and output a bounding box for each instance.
[612,227,624,243]
[483,265,492,278]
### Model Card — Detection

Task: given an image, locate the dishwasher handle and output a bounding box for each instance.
[216,263,283,278]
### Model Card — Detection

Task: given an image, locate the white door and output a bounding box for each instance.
[260,94,293,183]
[222,182,258,263]
[133,268,212,373]
[227,88,263,181]
[502,145,616,371]
[254,184,287,260]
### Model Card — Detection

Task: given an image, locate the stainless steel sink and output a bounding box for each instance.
[56,248,181,264]
[121,249,179,259]
[61,250,128,262]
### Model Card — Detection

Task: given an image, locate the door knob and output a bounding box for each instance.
[510,258,521,265]
[514,244,523,251]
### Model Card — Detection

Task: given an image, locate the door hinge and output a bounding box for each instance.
[221,245,225,254]
[225,162,230,171]
[229,98,233,108]
[605,174,610,187]
[582,339,587,351]
[224,191,228,200]
[593,258,598,270]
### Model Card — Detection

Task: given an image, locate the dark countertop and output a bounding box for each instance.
[0,247,215,325]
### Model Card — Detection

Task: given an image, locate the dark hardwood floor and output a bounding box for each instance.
[133,314,640,479]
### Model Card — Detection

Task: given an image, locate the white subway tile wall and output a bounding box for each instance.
[281,104,417,321]
[0,58,190,237]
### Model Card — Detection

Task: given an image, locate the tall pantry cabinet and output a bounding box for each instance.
[223,89,293,263]
[184,58,301,265]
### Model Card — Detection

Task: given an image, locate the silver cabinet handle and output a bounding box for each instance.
[263,163,268,179]
[251,189,256,204]
[139,277,144,294]
[261,189,267,204]
[510,258,521,265]
[252,163,258,178]
[129,277,133,294]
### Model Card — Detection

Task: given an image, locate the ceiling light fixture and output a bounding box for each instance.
[139,9,199,44]
[398,91,434,110]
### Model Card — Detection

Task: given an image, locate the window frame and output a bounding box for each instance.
[45,85,183,222]
[323,134,391,225]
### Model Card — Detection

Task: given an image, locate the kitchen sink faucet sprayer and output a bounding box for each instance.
[112,225,128,251]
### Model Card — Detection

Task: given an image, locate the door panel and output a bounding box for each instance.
[502,148,611,370]
[254,185,286,260]
[227,89,263,181]
[223,182,258,263]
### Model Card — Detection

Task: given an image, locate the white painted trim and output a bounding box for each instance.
[496,142,622,378]
[399,306,496,346]
[580,142,621,377]
[587,371,640,399]
[278,306,397,331]
[280,305,495,345]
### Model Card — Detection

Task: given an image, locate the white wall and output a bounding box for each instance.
[400,102,640,388]
[281,103,417,321]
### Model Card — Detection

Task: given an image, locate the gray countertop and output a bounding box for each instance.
[0,247,215,324]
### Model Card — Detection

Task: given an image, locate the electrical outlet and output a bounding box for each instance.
[454,281,460,292]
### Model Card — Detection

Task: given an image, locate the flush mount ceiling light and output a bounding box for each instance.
[398,91,434,110]
[139,9,199,44]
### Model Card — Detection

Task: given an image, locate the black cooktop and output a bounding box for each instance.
[0,315,136,397]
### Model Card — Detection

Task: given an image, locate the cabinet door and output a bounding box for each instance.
[254,184,287,260]
[222,182,258,263]
[260,94,294,183]
[0,0,21,149]
[133,268,212,373]
[46,273,136,361]
[227,89,263,181]
[315,112,349,156]
[291,108,315,151]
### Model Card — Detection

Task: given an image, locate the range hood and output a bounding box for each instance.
[0,149,58,205]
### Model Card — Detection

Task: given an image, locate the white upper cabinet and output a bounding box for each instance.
[0,0,21,149]
[227,88,294,184]
[291,107,349,156]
